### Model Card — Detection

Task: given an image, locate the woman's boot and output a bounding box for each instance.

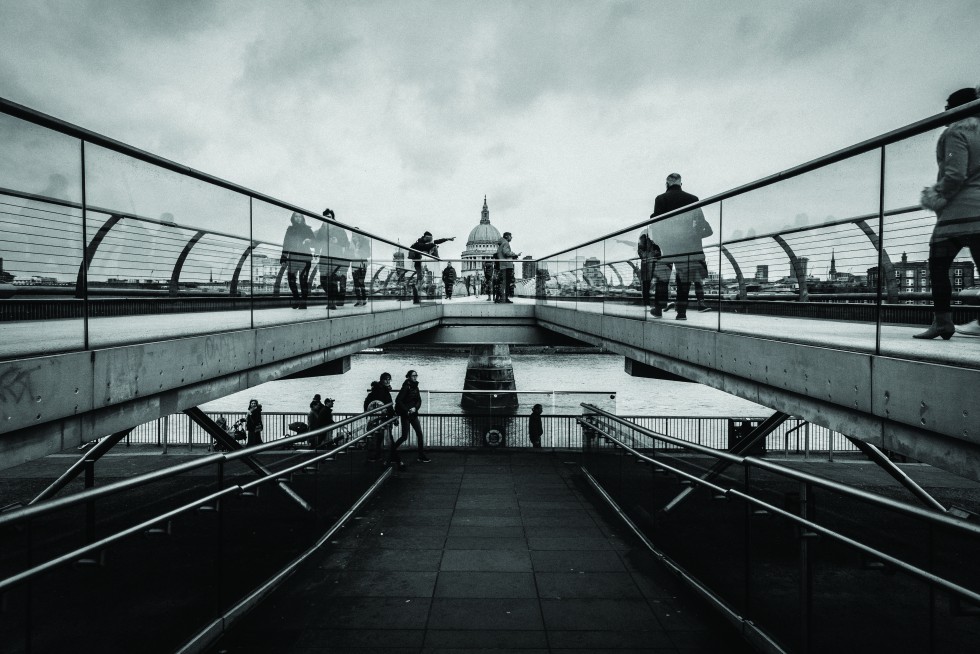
[913,311,955,340]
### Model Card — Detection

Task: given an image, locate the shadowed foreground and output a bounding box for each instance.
[209,451,750,653]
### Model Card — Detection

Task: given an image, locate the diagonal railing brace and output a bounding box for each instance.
[660,411,790,515]
[29,428,134,505]
[184,407,312,512]
[844,436,947,513]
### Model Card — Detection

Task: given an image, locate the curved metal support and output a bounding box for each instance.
[75,213,123,299]
[607,263,625,287]
[230,242,258,297]
[273,262,287,296]
[771,235,809,302]
[169,230,206,296]
[855,219,900,303]
[719,246,748,300]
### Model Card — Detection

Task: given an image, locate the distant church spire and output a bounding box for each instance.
[829,249,837,277]
[481,196,490,224]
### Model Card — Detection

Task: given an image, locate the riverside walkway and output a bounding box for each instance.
[207,451,751,653]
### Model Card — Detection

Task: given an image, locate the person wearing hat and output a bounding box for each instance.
[408,231,455,304]
[495,232,521,303]
[647,173,712,320]
[914,85,980,340]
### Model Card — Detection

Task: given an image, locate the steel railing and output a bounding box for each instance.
[578,402,980,654]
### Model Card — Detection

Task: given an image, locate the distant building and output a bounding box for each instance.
[461,197,503,283]
[582,257,604,288]
[755,265,769,282]
[867,252,975,296]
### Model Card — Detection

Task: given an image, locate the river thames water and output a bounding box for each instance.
[200,350,768,418]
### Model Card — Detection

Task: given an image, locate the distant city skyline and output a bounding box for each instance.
[1,1,978,261]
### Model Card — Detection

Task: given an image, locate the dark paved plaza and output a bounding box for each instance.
[208,451,751,653]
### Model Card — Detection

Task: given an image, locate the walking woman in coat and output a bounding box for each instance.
[915,86,980,340]
[245,398,264,447]
[393,369,431,467]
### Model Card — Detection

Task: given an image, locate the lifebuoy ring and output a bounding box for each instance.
[484,426,505,448]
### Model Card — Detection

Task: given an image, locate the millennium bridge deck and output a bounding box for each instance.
[204,450,749,654]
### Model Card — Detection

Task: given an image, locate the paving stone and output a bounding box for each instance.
[342,548,444,572]
[540,598,662,631]
[528,536,614,550]
[309,570,438,597]
[535,571,643,599]
[530,549,629,572]
[546,629,674,649]
[447,525,525,538]
[294,628,426,649]
[450,515,523,527]
[445,536,528,550]
[439,549,533,572]
[427,598,544,630]
[434,572,537,598]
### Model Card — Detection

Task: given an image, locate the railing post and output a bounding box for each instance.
[804,422,810,461]
[84,459,95,544]
[799,480,814,654]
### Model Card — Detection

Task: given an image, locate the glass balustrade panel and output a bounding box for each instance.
[600,231,645,320]
[83,144,251,346]
[719,150,882,351]
[881,131,979,365]
[0,113,84,359]
[250,200,320,325]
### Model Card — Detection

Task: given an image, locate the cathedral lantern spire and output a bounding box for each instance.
[481,196,490,224]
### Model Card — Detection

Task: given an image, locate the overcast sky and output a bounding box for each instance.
[1,0,978,262]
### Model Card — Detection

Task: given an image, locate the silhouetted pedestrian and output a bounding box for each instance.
[317,209,351,310]
[364,372,395,463]
[648,173,712,319]
[394,369,430,465]
[442,263,457,299]
[281,213,315,309]
[529,404,543,448]
[915,86,980,340]
[495,232,520,303]
[245,398,263,447]
[408,231,455,304]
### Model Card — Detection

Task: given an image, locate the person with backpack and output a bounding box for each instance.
[408,231,455,304]
[364,372,395,463]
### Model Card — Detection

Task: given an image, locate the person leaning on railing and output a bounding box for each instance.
[915,86,980,340]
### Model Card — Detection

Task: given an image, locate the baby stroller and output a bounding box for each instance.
[212,416,247,451]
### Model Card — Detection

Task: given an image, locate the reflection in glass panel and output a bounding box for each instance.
[0,114,84,359]
[639,203,722,325]
[880,135,980,362]
[573,244,605,314]
[83,148,251,346]
[252,200,317,326]
[882,129,944,213]
[718,151,881,351]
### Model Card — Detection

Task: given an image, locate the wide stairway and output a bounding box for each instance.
[207,451,750,653]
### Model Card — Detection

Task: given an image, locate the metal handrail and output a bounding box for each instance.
[0,415,397,594]
[0,96,437,261]
[580,412,980,606]
[0,404,392,528]
[538,98,980,261]
[579,402,980,536]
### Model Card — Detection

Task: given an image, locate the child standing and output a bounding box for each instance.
[529,404,543,448]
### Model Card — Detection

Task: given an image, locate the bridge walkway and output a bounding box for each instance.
[207,451,750,653]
